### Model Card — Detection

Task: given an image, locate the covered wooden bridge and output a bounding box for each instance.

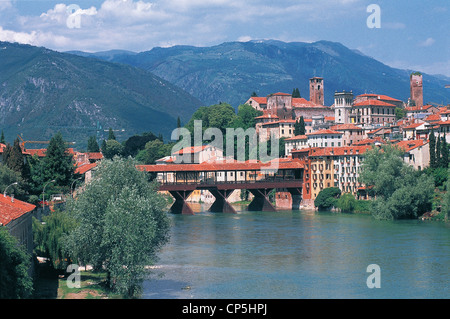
[137,159,304,215]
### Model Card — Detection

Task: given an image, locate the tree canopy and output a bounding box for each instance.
[314,187,341,211]
[30,132,75,193]
[359,144,434,220]
[0,227,33,299]
[64,157,170,298]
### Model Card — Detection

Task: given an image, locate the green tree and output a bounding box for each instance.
[359,144,434,220]
[442,169,450,220]
[0,163,26,200]
[440,136,449,169]
[436,135,441,167]
[30,133,75,196]
[3,138,25,177]
[232,104,262,130]
[122,132,158,158]
[136,139,172,164]
[0,130,5,144]
[294,116,306,136]
[314,187,341,211]
[292,88,301,98]
[394,107,407,120]
[0,227,33,299]
[337,193,358,212]
[177,116,181,129]
[108,128,116,141]
[429,131,436,169]
[102,139,124,159]
[32,210,77,270]
[87,136,100,153]
[64,157,170,298]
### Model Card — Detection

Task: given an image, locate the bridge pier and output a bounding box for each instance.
[248,188,276,212]
[168,190,194,215]
[287,188,302,210]
[208,189,237,214]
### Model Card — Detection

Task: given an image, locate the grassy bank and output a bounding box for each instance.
[57,270,121,299]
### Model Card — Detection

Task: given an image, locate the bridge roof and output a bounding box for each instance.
[137,159,304,173]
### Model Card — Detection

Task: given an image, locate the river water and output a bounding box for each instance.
[142,204,450,299]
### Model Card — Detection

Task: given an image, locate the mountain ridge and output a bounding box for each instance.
[66,40,450,108]
[0,41,203,148]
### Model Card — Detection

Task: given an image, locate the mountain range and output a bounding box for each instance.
[67,40,450,108]
[1,40,449,149]
[0,41,203,148]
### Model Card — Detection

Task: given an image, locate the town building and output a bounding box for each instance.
[306,129,343,148]
[351,99,397,126]
[410,73,423,107]
[330,124,365,146]
[0,195,36,275]
[309,77,324,106]
[334,91,354,124]
[172,145,224,164]
[394,139,430,170]
[284,135,308,156]
[259,119,296,142]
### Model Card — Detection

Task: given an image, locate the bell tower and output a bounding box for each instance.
[410,72,423,108]
[309,77,324,105]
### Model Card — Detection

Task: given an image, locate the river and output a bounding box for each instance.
[143,204,450,299]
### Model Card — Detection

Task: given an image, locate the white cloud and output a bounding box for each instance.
[238,36,253,42]
[0,26,36,44]
[419,37,435,47]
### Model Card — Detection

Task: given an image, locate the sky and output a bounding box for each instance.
[0,0,449,77]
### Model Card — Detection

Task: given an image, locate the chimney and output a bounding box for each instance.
[11,195,14,203]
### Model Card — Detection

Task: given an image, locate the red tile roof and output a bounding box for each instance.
[249,97,268,104]
[403,122,423,129]
[271,92,291,96]
[306,129,343,136]
[255,113,279,119]
[308,145,373,157]
[292,98,325,108]
[377,95,402,102]
[0,196,36,226]
[330,124,362,131]
[353,100,396,107]
[437,120,450,126]
[285,135,307,141]
[137,159,304,173]
[394,139,427,152]
[172,145,212,155]
[261,119,296,126]
[367,127,383,135]
[356,94,401,102]
[26,149,47,157]
[424,114,441,122]
[405,105,435,111]
[86,152,103,160]
[75,163,97,175]
[352,137,384,146]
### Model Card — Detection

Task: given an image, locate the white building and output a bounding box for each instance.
[306,129,343,148]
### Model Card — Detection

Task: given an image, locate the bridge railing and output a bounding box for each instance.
[156,175,302,186]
